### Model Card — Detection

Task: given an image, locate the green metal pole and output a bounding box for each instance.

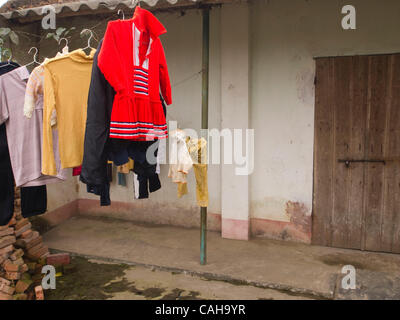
[200,6,209,266]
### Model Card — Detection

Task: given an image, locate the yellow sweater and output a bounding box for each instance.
[42,49,95,175]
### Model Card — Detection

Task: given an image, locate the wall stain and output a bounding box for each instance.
[285,201,311,234]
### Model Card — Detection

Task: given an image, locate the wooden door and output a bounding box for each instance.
[313,54,400,253]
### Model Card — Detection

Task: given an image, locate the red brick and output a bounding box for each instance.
[47,253,71,266]
[14,218,29,231]
[27,243,44,255]
[25,236,42,250]
[0,292,12,300]
[0,282,15,295]
[0,228,14,237]
[0,277,11,287]
[0,254,8,265]
[5,271,21,280]
[10,248,24,261]
[19,264,28,273]
[7,218,17,227]
[0,245,13,255]
[3,260,21,272]
[27,246,48,261]
[21,230,33,239]
[13,257,24,266]
[34,286,44,300]
[15,223,32,237]
[15,279,32,293]
[0,236,16,249]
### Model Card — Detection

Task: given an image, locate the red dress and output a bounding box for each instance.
[98,6,172,141]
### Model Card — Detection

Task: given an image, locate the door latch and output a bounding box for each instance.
[338,159,386,168]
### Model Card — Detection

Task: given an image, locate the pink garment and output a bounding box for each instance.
[0,66,67,187]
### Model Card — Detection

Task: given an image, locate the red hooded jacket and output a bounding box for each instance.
[98,7,172,141]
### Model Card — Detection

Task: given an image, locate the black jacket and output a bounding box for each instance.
[80,39,115,186]
[80,40,167,204]
[0,62,20,225]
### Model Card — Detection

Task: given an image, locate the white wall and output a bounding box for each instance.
[19,0,400,239]
[249,0,400,223]
[77,8,222,217]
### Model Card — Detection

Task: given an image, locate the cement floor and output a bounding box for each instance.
[42,216,400,300]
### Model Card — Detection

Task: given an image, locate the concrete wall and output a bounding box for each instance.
[4,0,400,242]
[249,0,400,242]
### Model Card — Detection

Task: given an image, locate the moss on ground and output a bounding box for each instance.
[45,256,130,300]
[44,256,202,300]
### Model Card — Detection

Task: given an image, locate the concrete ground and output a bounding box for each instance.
[42,216,400,300]
[46,257,308,300]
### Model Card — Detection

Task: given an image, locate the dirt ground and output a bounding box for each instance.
[45,256,312,300]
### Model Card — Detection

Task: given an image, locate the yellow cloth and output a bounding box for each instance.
[192,164,208,207]
[42,49,95,175]
[117,159,134,173]
[177,182,188,198]
[186,137,209,207]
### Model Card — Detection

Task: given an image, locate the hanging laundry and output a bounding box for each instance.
[117,158,134,174]
[81,39,165,205]
[186,137,209,207]
[81,39,115,189]
[98,6,172,141]
[117,158,133,186]
[24,52,66,124]
[86,183,111,206]
[42,49,95,176]
[0,66,67,187]
[20,185,47,218]
[168,129,193,198]
[23,59,68,182]
[72,166,82,176]
[0,61,19,226]
[117,172,127,186]
[111,140,161,199]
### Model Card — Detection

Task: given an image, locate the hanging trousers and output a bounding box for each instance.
[20,185,47,218]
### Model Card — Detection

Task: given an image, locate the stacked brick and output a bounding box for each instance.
[0,187,49,300]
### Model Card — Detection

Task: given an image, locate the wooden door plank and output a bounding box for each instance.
[312,58,335,246]
[331,57,353,248]
[363,55,390,252]
[381,54,400,253]
[346,55,369,249]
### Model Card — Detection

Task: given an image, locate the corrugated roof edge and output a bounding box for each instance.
[0,0,199,20]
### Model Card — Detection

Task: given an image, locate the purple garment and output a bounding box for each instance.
[0,66,67,187]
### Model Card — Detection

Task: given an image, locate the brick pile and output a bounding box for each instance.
[0,187,49,300]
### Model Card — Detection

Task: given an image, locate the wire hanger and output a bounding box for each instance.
[132,0,141,8]
[118,9,125,20]
[58,37,69,54]
[0,49,13,68]
[25,47,41,68]
[81,29,95,52]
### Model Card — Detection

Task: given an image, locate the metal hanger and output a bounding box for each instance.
[132,0,141,8]
[58,37,69,54]
[81,29,95,51]
[24,47,41,68]
[0,49,13,68]
[118,9,125,20]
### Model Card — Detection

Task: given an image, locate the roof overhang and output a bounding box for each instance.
[0,0,237,23]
